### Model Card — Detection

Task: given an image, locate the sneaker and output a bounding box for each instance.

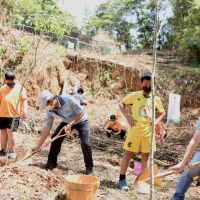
[8,150,17,159]
[194,176,200,186]
[0,150,6,156]
[196,181,200,186]
[118,180,129,190]
[44,163,57,171]
[86,168,94,175]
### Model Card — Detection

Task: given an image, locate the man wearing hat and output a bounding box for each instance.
[117,71,166,190]
[33,90,94,174]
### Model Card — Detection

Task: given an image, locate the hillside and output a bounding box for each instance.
[0,26,200,200]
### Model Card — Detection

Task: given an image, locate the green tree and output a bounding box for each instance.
[169,0,200,61]
[0,0,16,25]
[134,1,155,48]
[179,5,200,60]
[84,0,170,50]
[81,5,93,35]
[10,0,78,38]
[84,0,138,49]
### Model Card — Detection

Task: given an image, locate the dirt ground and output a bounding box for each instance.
[0,104,199,200]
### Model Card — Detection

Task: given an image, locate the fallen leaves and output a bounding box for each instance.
[0,161,65,199]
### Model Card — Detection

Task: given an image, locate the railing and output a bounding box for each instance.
[8,23,117,56]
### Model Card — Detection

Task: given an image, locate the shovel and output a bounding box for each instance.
[133,164,162,194]
[133,161,200,194]
[15,127,70,163]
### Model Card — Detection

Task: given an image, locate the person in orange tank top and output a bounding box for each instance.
[0,71,28,159]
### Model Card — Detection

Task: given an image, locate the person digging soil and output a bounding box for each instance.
[171,118,200,200]
[33,90,94,175]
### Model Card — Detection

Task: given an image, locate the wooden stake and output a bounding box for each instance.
[62,81,68,95]
[150,0,159,199]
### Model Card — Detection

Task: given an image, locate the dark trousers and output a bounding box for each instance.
[47,120,93,169]
[106,128,126,140]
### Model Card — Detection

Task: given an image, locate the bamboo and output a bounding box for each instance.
[62,81,68,95]
[150,0,159,199]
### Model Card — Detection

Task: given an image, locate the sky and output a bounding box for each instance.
[58,0,106,27]
[58,0,173,28]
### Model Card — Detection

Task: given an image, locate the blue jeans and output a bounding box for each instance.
[172,149,200,200]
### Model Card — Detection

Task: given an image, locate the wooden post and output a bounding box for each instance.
[150,0,159,199]
[76,39,80,51]
[72,80,80,94]
[62,81,68,95]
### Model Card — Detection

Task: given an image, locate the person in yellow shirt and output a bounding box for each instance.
[117,71,166,190]
[104,115,126,140]
[0,71,28,159]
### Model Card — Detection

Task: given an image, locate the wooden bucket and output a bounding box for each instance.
[65,175,100,200]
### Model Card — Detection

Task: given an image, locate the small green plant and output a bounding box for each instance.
[18,192,31,200]
[55,45,67,58]
[0,46,7,55]
[128,190,138,199]
[101,46,112,55]
[0,67,4,76]
[90,82,100,98]
[18,37,34,54]
[90,82,95,97]
[100,69,111,87]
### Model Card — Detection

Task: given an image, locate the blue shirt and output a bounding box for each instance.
[45,95,88,129]
[196,118,200,131]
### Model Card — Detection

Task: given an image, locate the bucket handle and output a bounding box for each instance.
[66,187,99,192]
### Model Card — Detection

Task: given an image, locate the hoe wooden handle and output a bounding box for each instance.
[144,161,200,182]
[22,127,70,161]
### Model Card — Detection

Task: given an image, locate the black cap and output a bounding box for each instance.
[77,88,84,94]
[5,71,16,80]
[110,115,116,120]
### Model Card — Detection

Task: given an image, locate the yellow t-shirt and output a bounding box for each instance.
[123,91,165,137]
[0,84,27,118]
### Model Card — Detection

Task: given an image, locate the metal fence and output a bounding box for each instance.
[9,23,117,56]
